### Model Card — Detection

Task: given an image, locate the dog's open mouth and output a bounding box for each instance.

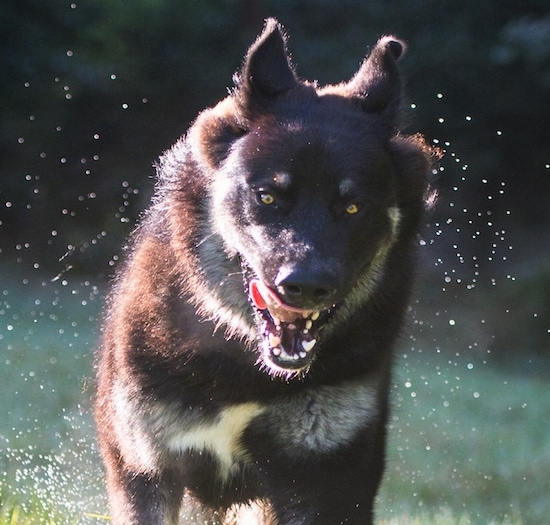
[248,279,332,373]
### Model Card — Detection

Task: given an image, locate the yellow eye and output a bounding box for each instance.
[260,192,275,205]
[345,203,361,215]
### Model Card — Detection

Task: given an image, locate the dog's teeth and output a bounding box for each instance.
[299,351,307,359]
[273,317,281,326]
[305,320,312,330]
[302,311,311,319]
[269,334,281,348]
[287,323,296,330]
[302,329,308,334]
[278,347,294,361]
[272,347,281,356]
[311,312,320,321]
[301,339,316,352]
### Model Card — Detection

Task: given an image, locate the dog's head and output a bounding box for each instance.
[186,19,434,378]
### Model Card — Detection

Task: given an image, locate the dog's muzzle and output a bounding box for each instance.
[249,279,333,375]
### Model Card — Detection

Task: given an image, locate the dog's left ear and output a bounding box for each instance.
[235,18,298,108]
[346,36,405,123]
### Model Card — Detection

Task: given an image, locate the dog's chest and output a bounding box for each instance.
[165,402,265,477]
[163,380,379,479]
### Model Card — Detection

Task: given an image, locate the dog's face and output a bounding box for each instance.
[188,21,430,377]
[213,115,401,375]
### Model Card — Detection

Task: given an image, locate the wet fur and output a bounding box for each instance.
[95,19,435,525]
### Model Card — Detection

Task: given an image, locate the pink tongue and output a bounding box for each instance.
[249,279,312,323]
[249,280,269,310]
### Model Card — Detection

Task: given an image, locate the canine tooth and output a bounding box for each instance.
[269,334,281,348]
[301,339,316,352]
[311,312,320,321]
[305,320,312,330]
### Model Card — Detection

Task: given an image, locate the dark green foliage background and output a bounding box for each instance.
[2,1,549,354]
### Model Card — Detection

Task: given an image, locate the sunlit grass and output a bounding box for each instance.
[376,352,544,524]
[1,273,548,524]
[376,287,550,525]
[379,509,522,525]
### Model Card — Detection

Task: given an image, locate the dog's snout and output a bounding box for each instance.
[275,269,337,307]
[281,282,333,301]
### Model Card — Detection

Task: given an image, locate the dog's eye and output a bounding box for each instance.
[259,192,275,205]
[345,203,361,215]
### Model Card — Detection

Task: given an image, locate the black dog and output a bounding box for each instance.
[95,18,435,524]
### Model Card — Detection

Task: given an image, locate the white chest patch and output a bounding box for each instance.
[165,402,265,479]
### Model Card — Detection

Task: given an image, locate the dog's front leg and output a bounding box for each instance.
[263,453,382,525]
[104,462,186,525]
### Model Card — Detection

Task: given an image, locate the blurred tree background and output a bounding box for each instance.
[1,0,549,356]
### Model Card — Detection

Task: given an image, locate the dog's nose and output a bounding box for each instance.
[275,269,337,307]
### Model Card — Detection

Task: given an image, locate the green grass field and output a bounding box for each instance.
[1,274,548,524]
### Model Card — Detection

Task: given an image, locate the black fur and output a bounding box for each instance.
[95,18,435,525]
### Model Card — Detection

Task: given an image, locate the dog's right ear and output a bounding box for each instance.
[234,18,298,109]
[189,19,298,171]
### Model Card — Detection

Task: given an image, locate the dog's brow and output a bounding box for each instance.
[273,171,292,190]
[338,178,357,197]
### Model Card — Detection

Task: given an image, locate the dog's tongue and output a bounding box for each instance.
[249,279,309,322]
[249,279,269,311]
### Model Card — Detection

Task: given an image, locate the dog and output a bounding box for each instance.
[95,18,435,525]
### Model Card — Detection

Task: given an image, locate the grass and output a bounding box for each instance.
[377,355,547,524]
[1,271,548,524]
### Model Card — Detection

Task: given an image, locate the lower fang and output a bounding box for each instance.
[272,347,281,356]
[302,339,316,352]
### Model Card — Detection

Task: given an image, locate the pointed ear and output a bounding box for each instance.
[235,18,298,106]
[347,36,405,116]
